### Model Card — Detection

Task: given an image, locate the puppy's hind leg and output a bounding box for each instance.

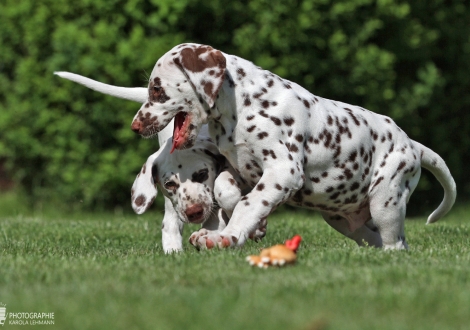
[369,185,413,250]
[369,202,408,250]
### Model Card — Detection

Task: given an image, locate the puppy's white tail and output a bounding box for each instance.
[54,71,147,103]
[413,141,457,224]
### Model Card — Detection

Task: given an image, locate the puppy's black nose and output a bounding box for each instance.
[185,204,204,223]
[131,120,142,134]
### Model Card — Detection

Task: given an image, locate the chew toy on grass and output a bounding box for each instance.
[246,235,302,268]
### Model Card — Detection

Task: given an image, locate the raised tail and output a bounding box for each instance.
[54,71,148,103]
[413,141,457,224]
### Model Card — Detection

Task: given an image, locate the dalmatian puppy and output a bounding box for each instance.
[132,139,262,249]
[131,125,249,247]
[54,72,257,252]
[128,43,456,250]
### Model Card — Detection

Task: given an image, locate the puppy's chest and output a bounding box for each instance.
[209,119,242,162]
[215,133,263,187]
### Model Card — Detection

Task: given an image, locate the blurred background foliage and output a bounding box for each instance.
[0,0,468,213]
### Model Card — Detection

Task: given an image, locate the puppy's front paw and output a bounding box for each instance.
[189,232,237,250]
[189,228,210,248]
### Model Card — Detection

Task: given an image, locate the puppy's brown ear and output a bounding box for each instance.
[173,45,226,108]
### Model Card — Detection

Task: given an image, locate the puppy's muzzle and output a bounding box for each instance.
[185,204,205,223]
[131,120,143,134]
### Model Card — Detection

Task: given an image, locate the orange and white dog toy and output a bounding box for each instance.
[246,235,302,268]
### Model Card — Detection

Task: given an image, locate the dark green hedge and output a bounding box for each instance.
[0,0,468,211]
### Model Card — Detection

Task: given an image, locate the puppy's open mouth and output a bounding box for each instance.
[171,112,191,153]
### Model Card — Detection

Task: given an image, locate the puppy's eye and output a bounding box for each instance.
[149,84,169,104]
[192,169,209,183]
[164,181,178,190]
[152,86,163,99]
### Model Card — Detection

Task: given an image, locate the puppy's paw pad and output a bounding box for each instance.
[190,233,234,250]
[205,238,215,249]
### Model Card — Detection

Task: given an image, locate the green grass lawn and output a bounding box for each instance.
[0,193,469,330]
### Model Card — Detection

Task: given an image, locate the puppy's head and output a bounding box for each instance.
[130,43,226,153]
[131,135,225,224]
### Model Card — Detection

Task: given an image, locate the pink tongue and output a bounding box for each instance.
[171,112,186,153]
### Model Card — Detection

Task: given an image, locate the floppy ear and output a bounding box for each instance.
[131,150,161,214]
[173,45,226,108]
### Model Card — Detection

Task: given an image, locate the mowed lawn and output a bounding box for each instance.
[0,195,469,330]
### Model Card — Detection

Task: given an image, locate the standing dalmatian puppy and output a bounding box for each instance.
[128,43,456,250]
[54,72,257,252]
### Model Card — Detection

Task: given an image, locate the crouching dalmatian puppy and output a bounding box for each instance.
[54,72,260,252]
[129,43,457,250]
[131,125,249,249]
[131,124,265,250]
[131,126,268,250]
